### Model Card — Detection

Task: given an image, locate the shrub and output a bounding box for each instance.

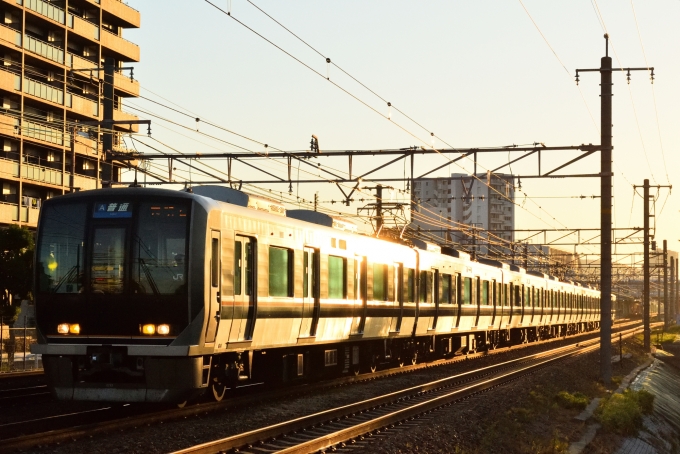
[555,391,589,410]
[596,389,654,435]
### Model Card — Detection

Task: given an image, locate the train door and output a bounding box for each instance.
[454,273,462,328]
[351,256,367,335]
[491,280,498,327]
[391,263,404,332]
[472,277,480,328]
[205,230,221,344]
[234,235,257,341]
[430,269,440,330]
[300,247,320,338]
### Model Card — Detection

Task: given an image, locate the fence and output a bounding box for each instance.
[0,326,42,372]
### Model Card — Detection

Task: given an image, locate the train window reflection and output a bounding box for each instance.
[328,256,347,299]
[269,246,293,297]
[91,227,126,294]
[373,263,388,301]
[132,203,188,295]
[462,277,472,305]
[37,203,86,293]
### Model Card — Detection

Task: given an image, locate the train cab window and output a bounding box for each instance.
[439,274,452,304]
[37,202,86,294]
[405,269,415,303]
[328,256,347,299]
[462,277,472,305]
[91,227,126,294]
[132,202,189,296]
[481,280,489,305]
[269,246,293,297]
[373,263,388,301]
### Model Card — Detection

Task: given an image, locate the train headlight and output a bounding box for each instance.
[57,323,80,334]
[141,324,156,335]
[157,324,170,335]
[69,324,80,334]
[57,323,69,334]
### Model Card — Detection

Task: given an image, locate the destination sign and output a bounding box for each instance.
[93,202,133,218]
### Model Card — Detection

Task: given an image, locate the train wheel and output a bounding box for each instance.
[212,382,228,402]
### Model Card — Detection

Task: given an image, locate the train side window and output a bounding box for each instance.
[419,271,431,303]
[211,238,219,288]
[481,280,489,305]
[515,284,522,307]
[269,246,293,297]
[234,241,242,295]
[405,268,415,303]
[328,256,347,299]
[373,263,388,301]
[303,251,310,298]
[524,286,531,308]
[439,273,451,304]
[462,277,472,305]
[245,241,253,296]
[504,284,509,307]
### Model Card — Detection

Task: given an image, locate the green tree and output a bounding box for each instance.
[0,225,34,322]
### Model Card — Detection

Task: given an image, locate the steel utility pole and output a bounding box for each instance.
[664,240,668,328]
[643,180,650,351]
[634,179,671,351]
[576,35,655,383]
[670,255,674,325]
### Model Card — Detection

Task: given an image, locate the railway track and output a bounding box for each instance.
[0,321,647,453]
[172,325,643,454]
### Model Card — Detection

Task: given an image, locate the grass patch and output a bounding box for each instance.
[555,391,590,410]
[596,389,655,436]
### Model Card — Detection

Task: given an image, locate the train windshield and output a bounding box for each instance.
[37,203,87,293]
[37,199,189,296]
[131,202,188,295]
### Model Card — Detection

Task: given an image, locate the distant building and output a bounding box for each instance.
[411,173,515,256]
[0,0,141,229]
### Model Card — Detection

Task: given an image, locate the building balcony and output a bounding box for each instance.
[21,119,64,146]
[67,92,99,118]
[0,199,40,228]
[0,24,21,51]
[0,113,20,136]
[71,16,100,42]
[73,173,97,191]
[113,108,139,132]
[101,28,139,62]
[24,34,65,65]
[24,0,67,25]
[23,75,65,105]
[101,0,140,28]
[114,71,139,96]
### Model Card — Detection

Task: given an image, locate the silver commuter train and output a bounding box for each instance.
[32,186,602,403]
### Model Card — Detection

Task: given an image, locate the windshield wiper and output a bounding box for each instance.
[138,258,161,296]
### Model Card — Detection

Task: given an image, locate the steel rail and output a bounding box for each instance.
[0,320,644,453]
[172,325,644,454]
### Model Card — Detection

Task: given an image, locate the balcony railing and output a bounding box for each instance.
[23,75,65,105]
[21,119,64,145]
[24,0,67,25]
[100,27,139,61]
[67,91,99,117]
[24,34,64,64]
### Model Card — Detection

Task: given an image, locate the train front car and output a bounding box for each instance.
[32,188,210,403]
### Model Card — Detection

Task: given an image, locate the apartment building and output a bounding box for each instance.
[0,0,140,229]
[411,173,515,255]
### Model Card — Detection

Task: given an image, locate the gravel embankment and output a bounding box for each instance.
[27,335,648,454]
